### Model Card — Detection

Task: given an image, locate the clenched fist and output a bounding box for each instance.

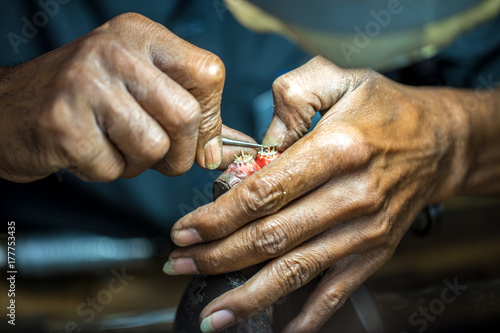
[165,56,500,332]
[0,13,230,182]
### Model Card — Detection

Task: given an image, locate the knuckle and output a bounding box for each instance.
[352,132,372,163]
[373,216,391,243]
[57,60,92,91]
[38,98,73,139]
[170,97,201,130]
[322,287,347,314]
[78,30,123,61]
[79,31,142,77]
[82,30,112,48]
[318,128,372,169]
[362,215,391,245]
[356,179,386,214]
[65,133,125,182]
[71,147,125,182]
[92,164,123,182]
[104,35,134,61]
[239,189,266,217]
[254,221,290,258]
[272,74,307,105]
[366,187,385,213]
[361,68,382,87]
[56,33,124,91]
[272,75,312,139]
[137,132,169,162]
[94,34,142,74]
[196,52,225,86]
[274,257,315,293]
[241,175,286,217]
[113,12,146,22]
[107,12,149,30]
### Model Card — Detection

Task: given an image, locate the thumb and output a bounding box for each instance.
[149,26,226,170]
[263,56,366,150]
[178,54,225,170]
[188,56,225,170]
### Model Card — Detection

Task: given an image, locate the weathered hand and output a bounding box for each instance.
[166,56,471,332]
[0,13,229,182]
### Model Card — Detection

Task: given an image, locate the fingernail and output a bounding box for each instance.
[204,137,222,169]
[163,258,198,275]
[200,310,235,333]
[262,117,287,147]
[172,228,202,246]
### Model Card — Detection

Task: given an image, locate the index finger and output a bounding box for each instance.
[171,124,370,246]
[263,56,368,149]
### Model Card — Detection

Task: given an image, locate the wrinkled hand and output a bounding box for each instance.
[166,56,468,332]
[0,13,233,182]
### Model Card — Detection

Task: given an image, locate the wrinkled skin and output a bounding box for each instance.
[0,13,253,183]
[167,56,500,332]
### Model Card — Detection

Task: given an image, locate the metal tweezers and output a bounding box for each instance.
[221,137,262,149]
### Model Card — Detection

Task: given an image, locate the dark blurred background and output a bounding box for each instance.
[1,1,499,332]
